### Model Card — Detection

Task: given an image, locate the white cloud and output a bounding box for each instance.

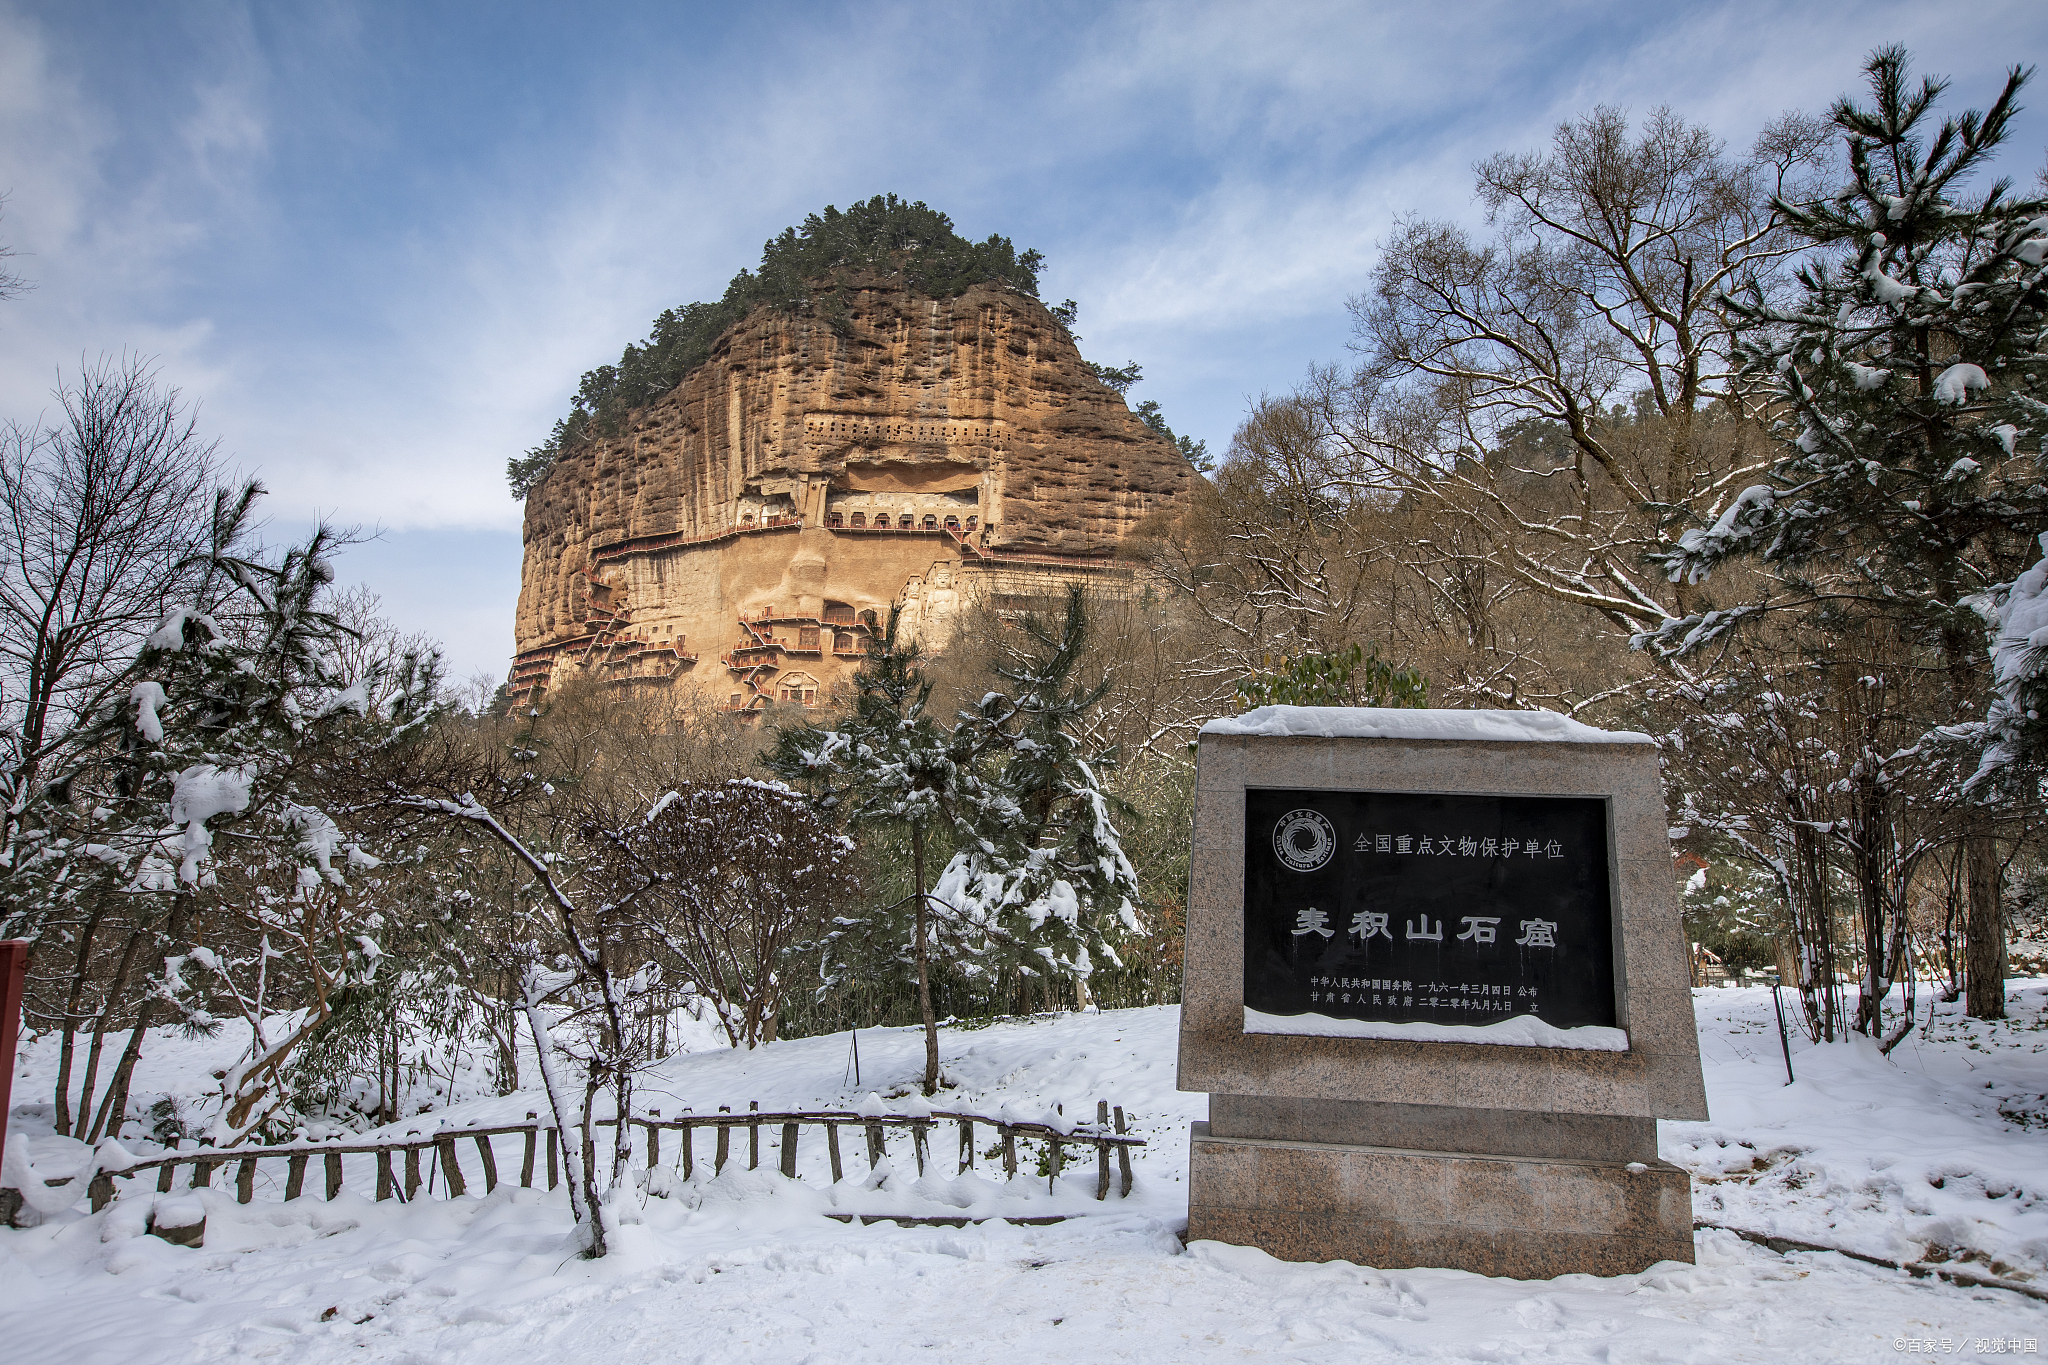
[1046,0,2048,454]
[0,6,255,427]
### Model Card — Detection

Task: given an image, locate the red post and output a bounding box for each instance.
[0,941,26,1172]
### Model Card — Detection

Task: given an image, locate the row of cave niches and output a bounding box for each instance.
[734,511,978,532]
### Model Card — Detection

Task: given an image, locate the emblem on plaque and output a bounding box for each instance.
[1272,809,1336,872]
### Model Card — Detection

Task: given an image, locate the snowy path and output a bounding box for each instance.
[7,991,2048,1362]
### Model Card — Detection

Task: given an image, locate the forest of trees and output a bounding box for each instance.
[2,48,2045,1259]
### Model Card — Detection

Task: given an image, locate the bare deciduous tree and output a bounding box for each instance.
[584,780,857,1048]
[0,192,29,300]
[1141,393,1645,722]
[1336,107,1832,636]
[0,358,228,861]
[328,585,441,718]
[1660,620,2003,1047]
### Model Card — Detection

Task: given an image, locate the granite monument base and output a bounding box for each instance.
[1186,1110,1693,1279]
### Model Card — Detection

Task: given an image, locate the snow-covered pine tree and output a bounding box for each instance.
[1646,48,2048,1020]
[1980,543,2048,793]
[281,823,529,1129]
[766,612,989,1094]
[933,588,1145,1014]
[10,485,444,1142]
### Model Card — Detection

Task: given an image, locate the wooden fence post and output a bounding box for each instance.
[438,1138,466,1197]
[1095,1102,1111,1200]
[475,1134,499,1193]
[28,1104,1142,1223]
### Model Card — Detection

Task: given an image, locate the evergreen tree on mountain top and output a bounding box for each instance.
[510,196,1212,500]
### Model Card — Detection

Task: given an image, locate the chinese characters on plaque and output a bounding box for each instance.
[1243,789,1617,1031]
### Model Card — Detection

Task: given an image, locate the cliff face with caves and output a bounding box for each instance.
[511,279,1194,708]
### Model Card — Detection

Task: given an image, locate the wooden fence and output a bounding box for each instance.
[15,1101,1144,1218]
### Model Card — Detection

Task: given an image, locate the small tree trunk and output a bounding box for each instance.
[72,924,146,1138]
[913,825,938,1095]
[74,1017,113,1140]
[54,1021,78,1138]
[1787,823,1841,1042]
[520,970,603,1256]
[1772,936,1798,987]
[742,999,762,1049]
[379,1023,394,1125]
[86,914,172,1144]
[1965,834,2007,1020]
[92,1016,150,1143]
[610,1064,633,1190]
[54,904,110,1134]
[494,1007,520,1094]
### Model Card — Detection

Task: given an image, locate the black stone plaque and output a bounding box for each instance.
[1243,789,1617,1032]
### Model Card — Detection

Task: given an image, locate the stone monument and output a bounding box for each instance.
[1178,706,1707,1278]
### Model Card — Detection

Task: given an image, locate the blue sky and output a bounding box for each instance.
[3,1,2043,686]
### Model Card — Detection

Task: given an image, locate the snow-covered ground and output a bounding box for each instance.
[5,987,2048,1363]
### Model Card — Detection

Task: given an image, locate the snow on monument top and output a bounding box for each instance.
[1200,706,1652,745]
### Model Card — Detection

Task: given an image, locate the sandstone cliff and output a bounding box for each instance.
[512,279,1194,703]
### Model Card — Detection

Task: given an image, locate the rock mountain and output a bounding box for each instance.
[511,277,1195,709]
